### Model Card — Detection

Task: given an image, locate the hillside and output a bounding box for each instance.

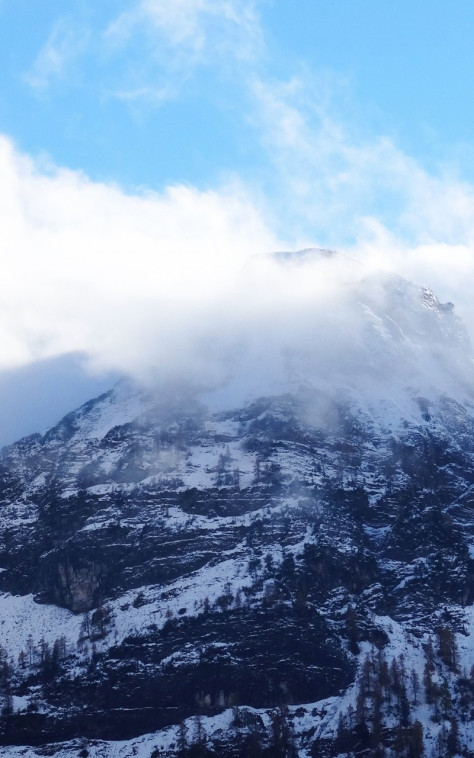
[1,264,474,756]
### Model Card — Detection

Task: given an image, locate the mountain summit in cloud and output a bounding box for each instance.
[199,252,473,418]
[0,267,473,756]
[2,3,474,753]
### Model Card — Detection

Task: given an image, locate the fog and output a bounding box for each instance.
[0,354,117,448]
[1,135,474,443]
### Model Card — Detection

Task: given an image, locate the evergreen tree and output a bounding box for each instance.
[425,636,435,668]
[346,605,360,654]
[17,650,26,670]
[390,657,401,703]
[399,684,410,728]
[38,637,49,665]
[361,653,373,696]
[393,725,406,758]
[410,669,419,705]
[437,627,458,671]
[2,688,13,716]
[434,724,448,758]
[26,634,35,666]
[423,661,435,705]
[409,720,424,758]
[269,706,297,758]
[346,703,354,729]
[355,685,367,726]
[446,716,460,757]
[91,604,113,639]
[439,680,452,719]
[372,677,384,749]
[194,713,205,746]
[177,720,187,753]
[232,467,241,487]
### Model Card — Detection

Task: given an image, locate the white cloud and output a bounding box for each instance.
[246,73,474,330]
[0,136,279,380]
[1,132,474,409]
[9,0,474,442]
[7,5,474,403]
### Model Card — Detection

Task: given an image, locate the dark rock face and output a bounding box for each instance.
[43,551,106,612]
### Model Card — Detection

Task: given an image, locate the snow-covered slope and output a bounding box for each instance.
[0,266,474,756]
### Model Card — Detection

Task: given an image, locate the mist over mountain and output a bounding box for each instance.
[199,249,472,413]
[0,259,474,757]
[0,353,117,448]
[4,1,474,755]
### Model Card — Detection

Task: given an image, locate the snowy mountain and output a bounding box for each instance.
[1,261,474,756]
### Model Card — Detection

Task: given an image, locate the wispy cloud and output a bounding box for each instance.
[104,0,264,102]
[250,71,474,246]
[247,71,474,332]
[24,19,88,91]
[108,0,263,61]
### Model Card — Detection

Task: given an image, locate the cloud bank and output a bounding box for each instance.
[0,136,279,380]
[1,133,474,411]
[7,0,474,407]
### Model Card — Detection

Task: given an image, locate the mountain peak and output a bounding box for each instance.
[1,264,474,757]
[272,247,339,263]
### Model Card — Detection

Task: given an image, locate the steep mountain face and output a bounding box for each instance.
[1,267,474,757]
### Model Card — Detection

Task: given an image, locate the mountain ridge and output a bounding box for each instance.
[0,269,474,756]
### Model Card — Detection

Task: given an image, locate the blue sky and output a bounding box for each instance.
[2,0,474,444]
[3,0,474,196]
